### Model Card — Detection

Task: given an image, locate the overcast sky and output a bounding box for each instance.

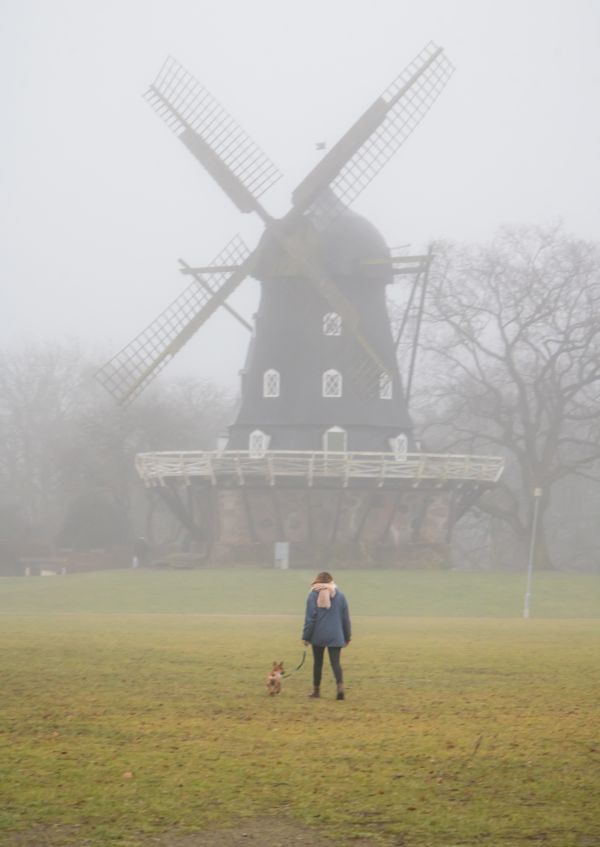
[2,0,599,392]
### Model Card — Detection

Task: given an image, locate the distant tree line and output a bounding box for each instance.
[0,342,232,574]
[1,225,599,572]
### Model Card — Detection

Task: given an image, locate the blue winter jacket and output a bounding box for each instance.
[302,588,351,647]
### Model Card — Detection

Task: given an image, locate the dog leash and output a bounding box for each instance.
[281,650,306,679]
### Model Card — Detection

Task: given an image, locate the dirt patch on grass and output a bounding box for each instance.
[149,818,377,846]
[4,827,82,847]
[5,819,379,847]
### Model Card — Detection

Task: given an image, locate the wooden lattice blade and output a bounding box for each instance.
[291,42,454,228]
[144,56,281,217]
[96,235,251,405]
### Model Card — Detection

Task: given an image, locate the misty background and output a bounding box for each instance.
[3,0,599,387]
[1,0,600,571]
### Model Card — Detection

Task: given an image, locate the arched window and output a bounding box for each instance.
[379,371,393,399]
[323,426,347,454]
[323,312,342,336]
[389,433,408,460]
[322,369,342,398]
[249,429,270,458]
[263,369,280,398]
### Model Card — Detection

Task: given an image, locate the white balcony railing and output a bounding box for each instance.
[135,450,504,488]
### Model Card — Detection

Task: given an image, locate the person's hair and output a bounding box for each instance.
[313,571,333,584]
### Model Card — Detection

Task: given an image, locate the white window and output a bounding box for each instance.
[249,429,270,457]
[323,312,342,336]
[379,371,393,400]
[389,433,408,460]
[263,369,280,398]
[322,369,342,398]
[324,426,347,453]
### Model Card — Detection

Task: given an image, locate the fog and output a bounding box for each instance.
[1,0,599,391]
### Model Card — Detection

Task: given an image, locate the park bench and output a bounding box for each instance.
[20,557,68,576]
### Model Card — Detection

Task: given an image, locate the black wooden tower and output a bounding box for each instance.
[228,203,413,454]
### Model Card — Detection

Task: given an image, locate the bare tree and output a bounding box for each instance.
[0,341,233,568]
[416,225,600,569]
[69,375,233,547]
[0,342,85,544]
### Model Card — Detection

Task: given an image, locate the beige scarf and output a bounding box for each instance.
[312,582,337,609]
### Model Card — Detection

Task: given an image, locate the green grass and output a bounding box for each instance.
[1,571,599,846]
[1,568,599,617]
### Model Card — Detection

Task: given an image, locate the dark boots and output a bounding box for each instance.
[309,684,345,699]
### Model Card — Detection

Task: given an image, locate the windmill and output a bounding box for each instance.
[98,43,504,565]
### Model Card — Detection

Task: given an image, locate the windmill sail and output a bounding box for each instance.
[144,56,282,216]
[292,42,454,228]
[96,235,251,405]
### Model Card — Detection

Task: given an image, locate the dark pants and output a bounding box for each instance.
[312,645,343,687]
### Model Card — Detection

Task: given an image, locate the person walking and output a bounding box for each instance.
[302,571,351,700]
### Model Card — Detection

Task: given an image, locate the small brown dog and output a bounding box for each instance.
[266,661,284,695]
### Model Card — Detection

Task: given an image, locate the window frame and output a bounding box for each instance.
[322,312,342,337]
[263,368,280,398]
[389,433,408,461]
[322,368,343,398]
[323,426,347,454]
[249,429,270,458]
[379,371,393,400]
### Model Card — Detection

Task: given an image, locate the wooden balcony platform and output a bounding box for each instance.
[135,450,504,489]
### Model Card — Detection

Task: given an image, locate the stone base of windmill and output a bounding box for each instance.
[202,486,452,567]
[138,450,503,568]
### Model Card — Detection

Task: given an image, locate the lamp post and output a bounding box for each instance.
[523,486,543,620]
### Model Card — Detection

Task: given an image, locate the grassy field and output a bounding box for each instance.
[1,570,599,847]
[1,568,599,617]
